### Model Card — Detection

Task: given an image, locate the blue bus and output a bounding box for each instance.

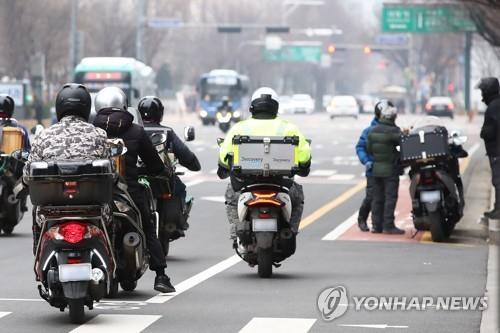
[197,69,249,125]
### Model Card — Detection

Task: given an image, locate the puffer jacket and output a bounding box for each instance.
[366,118,402,178]
[480,94,500,157]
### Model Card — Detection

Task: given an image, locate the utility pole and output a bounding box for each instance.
[69,0,78,80]
[464,31,472,113]
[136,0,148,62]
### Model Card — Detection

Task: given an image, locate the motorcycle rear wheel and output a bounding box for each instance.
[257,248,273,278]
[429,211,446,242]
[68,299,85,324]
[120,280,137,292]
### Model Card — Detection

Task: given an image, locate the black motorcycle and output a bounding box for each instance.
[27,140,149,323]
[405,126,468,242]
[140,129,196,256]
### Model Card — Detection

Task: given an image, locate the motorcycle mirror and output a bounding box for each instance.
[217,138,224,146]
[31,124,44,136]
[151,133,168,146]
[184,126,195,141]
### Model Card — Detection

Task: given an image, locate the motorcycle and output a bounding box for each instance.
[404,121,468,242]
[218,135,305,278]
[0,126,28,235]
[27,139,149,323]
[216,108,232,133]
[141,128,196,257]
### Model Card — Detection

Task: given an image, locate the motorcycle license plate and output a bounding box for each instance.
[252,218,278,232]
[420,190,441,203]
[58,263,92,282]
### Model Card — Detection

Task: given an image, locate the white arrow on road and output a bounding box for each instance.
[339,324,408,329]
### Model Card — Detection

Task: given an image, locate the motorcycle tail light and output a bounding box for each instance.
[63,181,79,195]
[58,222,89,244]
[67,257,82,264]
[259,212,273,219]
[420,171,436,185]
[247,198,283,207]
[252,191,278,199]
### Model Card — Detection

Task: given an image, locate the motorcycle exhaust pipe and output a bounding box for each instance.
[123,232,142,271]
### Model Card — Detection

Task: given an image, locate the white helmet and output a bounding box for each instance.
[375,99,397,120]
[250,87,279,115]
[95,86,128,113]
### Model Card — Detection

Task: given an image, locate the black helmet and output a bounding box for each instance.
[475,77,499,97]
[138,96,164,123]
[55,83,91,121]
[250,87,279,118]
[0,94,15,119]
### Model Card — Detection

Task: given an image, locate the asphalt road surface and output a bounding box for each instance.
[0,113,491,333]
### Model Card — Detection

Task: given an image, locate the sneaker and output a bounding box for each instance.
[358,219,369,232]
[371,228,382,234]
[383,227,405,235]
[485,209,500,220]
[154,275,176,293]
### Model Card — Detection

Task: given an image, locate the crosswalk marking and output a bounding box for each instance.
[239,318,317,333]
[328,174,355,181]
[70,314,161,333]
[0,312,11,319]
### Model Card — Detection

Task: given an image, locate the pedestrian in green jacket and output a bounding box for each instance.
[366,100,404,234]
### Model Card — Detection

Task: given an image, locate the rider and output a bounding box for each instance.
[93,87,175,293]
[137,96,201,230]
[217,96,232,113]
[218,87,311,243]
[26,83,110,254]
[0,94,30,151]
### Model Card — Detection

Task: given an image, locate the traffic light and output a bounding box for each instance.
[265,26,290,34]
[363,46,372,54]
[327,44,336,54]
[217,26,242,33]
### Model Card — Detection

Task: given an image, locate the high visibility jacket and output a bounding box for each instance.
[219,117,311,168]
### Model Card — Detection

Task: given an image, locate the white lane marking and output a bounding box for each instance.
[467,143,481,156]
[310,169,337,177]
[0,312,11,319]
[70,314,161,333]
[184,179,205,187]
[146,255,241,304]
[322,212,358,241]
[200,196,226,203]
[195,147,206,152]
[240,318,317,333]
[0,298,43,302]
[338,324,408,329]
[328,174,355,181]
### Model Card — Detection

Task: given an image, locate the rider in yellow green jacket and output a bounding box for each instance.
[217,87,311,242]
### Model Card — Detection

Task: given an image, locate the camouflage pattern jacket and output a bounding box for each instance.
[27,115,110,169]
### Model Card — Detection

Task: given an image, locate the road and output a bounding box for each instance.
[0,113,491,333]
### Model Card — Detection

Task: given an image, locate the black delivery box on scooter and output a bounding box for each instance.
[400,125,449,163]
[27,159,114,206]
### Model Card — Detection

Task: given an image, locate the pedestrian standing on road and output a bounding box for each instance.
[33,94,44,125]
[366,100,404,234]
[476,77,500,219]
[354,103,381,231]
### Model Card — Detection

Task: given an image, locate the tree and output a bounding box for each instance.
[457,0,500,48]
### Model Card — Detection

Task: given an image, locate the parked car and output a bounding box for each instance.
[288,94,315,114]
[278,95,292,114]
[356,95,377,114]
[425,96,455,118]
[327,95,359,119]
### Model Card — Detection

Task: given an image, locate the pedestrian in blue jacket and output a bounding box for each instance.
[354,105,380,231]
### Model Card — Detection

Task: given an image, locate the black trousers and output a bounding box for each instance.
[371,175,400,230]
[490,156,500,210]
[358,176,374,222]
[129,187,167,272]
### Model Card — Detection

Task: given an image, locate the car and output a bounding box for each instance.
[327,95,359,119]
[278,95,292,114]
[356,95,377,114]
[425,96,455,118]
[288,94,315,114]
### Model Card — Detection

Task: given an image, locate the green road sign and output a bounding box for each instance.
[382,5,476,33]
[263,45,322,63]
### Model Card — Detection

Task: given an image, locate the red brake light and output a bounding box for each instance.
[252,191,278,199]
[64,181,79,195]
[258,212,273,219]
[67,257,82,264]
[448,103,454,110]
[59,223,88,244]
[425,103,431,111]
[247,198,283,207]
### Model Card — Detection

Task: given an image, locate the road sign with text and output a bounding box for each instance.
[263,45,322,63]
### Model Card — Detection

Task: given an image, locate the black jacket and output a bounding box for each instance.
[366,118,402,178]
[480,94,500,157]
[143,122,201,172]
[94,109,165,189]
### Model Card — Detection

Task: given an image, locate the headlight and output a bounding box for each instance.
[233,110,241,118]
[200,110,208,118]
